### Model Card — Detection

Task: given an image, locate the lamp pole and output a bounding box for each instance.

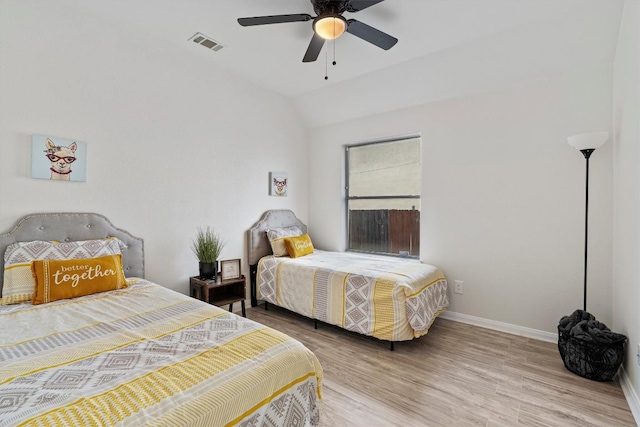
[580,148,594,312]
[567,131,608,313]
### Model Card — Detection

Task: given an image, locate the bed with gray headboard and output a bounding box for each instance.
[0,212,144,295]
[0,212,322,426]
[247,209,449,348]
[248,209,307,306]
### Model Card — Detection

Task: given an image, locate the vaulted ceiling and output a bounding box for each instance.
[67,0,624,126]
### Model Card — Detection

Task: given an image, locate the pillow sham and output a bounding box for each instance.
[266,226,303,257]
[2,237,126,305]
[284,234,315,258]
[31,254,127,305]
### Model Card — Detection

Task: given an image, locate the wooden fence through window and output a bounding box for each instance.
[348,209,420,256]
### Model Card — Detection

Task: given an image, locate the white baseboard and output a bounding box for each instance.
[620,366,640,426]
[439,310,557,343]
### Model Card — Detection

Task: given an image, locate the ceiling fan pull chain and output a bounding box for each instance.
[333,38,337,66]
[333,19,337,66]
[325,46,329,80]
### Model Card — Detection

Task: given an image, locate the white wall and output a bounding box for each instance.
[613,0,640,418]
[0,2,309,294]
[308,65,614,334]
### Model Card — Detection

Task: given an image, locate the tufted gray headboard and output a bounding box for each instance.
[247,209,307,307]
[247,209,307,266]
[0,212,144,295]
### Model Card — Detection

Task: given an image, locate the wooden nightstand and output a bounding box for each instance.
[190,274,246,317]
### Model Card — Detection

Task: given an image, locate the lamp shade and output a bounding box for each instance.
[314,15,346,40]
[567,132,609,151]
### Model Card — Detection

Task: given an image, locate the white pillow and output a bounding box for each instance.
[266,226,303,257]
[2,238,126,305]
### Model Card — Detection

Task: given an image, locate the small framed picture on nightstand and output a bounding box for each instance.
[220,259,241,281]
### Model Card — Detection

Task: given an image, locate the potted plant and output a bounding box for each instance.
[192,226,225,280]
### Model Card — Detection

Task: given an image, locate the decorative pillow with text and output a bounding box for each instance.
[284,234,315,258]
[31,254,127,305]
[2,238,125,305]
[266,226,303,257]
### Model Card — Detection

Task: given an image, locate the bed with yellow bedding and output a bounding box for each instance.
[0,213,322,427]
[248,210,448,349]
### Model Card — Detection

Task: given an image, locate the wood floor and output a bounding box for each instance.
[245,305,637,427]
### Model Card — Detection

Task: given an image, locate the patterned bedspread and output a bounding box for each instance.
[0,280,322,427]
[258,250,448,342]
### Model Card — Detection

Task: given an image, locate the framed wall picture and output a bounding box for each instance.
[31,135,87,182]
[269,172,288,196]
[220,259,241,281]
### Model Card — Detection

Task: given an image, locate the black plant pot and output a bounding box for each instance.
[199,261,218,280]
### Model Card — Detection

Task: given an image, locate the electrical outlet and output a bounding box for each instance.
[454,280,464,294]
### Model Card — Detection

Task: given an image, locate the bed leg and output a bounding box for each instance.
[250,264,258,307]
[314,320,318,329]
[264,301,269,311]
[390,342,395,351]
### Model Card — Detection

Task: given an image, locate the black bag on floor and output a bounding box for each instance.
[557,310,627,382]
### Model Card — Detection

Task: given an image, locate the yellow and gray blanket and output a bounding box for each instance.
[258,250,448,342]
[0,280,322,426]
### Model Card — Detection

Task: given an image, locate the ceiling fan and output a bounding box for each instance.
[237,0,398,63]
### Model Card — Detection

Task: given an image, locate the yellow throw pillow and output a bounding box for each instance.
[2,238,125,305]
[284,234,314,258]
[266,226,303,257]
[31,254,127,305]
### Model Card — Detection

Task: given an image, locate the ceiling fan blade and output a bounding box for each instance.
[346,19,397,50]
[345,0,385,13]
[302,33,325,62]
[238,14,313,27]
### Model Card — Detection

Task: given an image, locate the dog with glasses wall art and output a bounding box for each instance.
[31,135,87,182]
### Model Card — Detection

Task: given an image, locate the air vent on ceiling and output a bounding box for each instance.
[189,33,224,52]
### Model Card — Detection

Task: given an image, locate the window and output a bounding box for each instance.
[345,135,421,257]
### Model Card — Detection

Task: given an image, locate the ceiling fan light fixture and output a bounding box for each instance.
[313,15,347,40]
[238,0,397,63]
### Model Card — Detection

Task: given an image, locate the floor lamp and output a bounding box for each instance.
[567,131,609,312]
